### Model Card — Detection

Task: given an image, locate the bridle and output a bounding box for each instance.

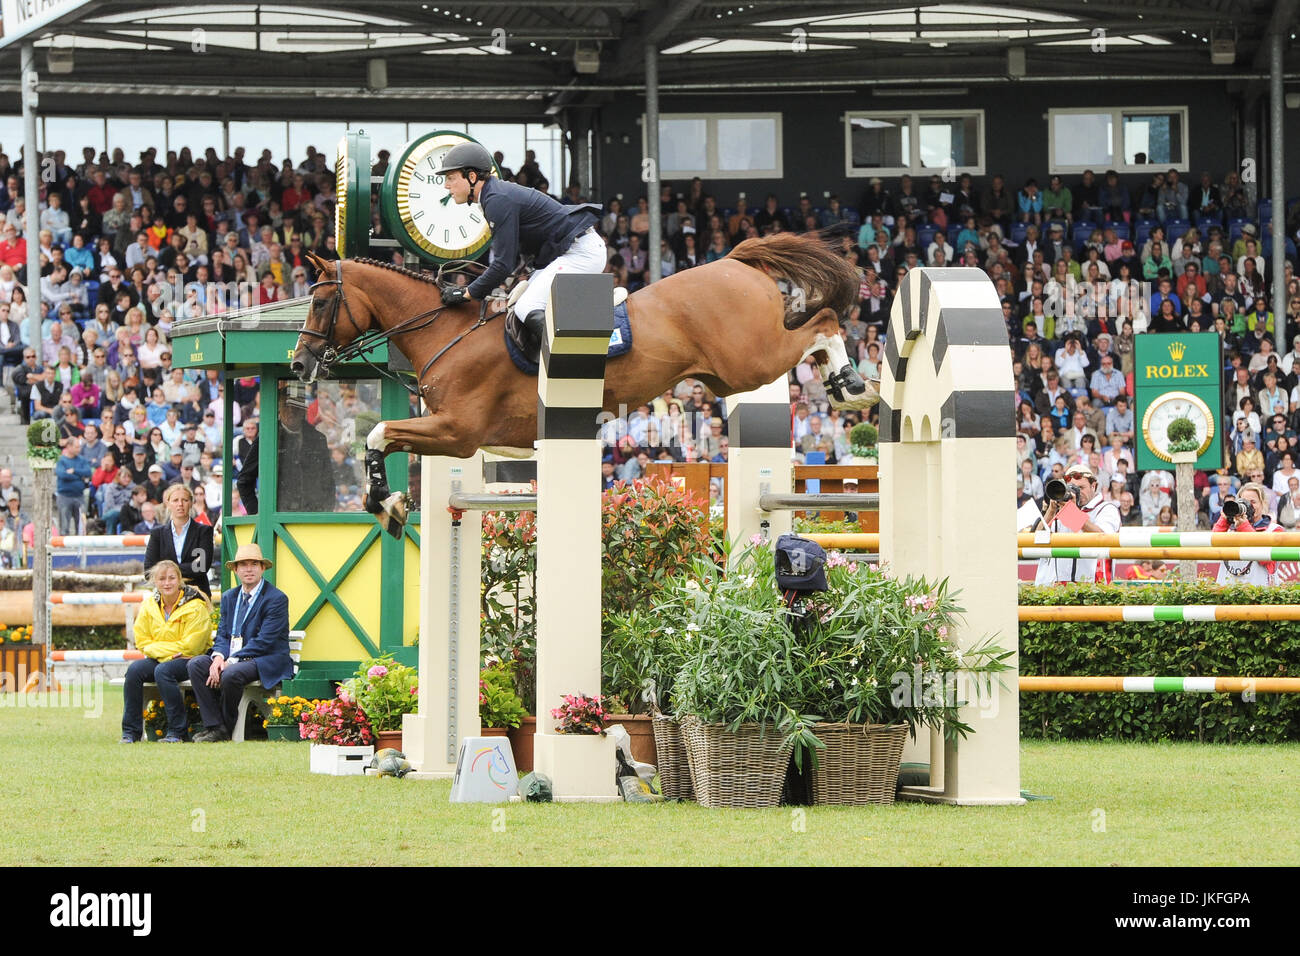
[300,259,482,399]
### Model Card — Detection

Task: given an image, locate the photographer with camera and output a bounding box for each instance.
[1033,463,1122,585]
[1215,481,1281,585]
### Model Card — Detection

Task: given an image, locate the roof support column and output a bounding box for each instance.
[645,42,661,285]
[1270,26,1288,352]
[21,43,40,352]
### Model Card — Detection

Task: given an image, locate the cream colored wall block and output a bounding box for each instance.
[881,268,1022,806]
[533,732,619,800]
[725,377,794,553]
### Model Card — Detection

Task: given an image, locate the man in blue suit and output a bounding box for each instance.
[188,543,294,742]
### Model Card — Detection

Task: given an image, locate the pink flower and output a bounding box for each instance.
[938,626,949,639]
[749,533,765,546]
[367,664,389,678]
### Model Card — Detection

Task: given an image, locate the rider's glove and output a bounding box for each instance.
[442,287,471,307]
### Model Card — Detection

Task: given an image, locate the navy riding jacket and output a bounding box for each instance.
[466,178,600,299]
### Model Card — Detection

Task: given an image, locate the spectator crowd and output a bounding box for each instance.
[3,135,1299,562]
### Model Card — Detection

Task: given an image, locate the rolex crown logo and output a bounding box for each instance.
[1168,341,1186,362]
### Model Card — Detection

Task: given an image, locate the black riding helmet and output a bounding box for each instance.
[432,141,493,179]
[774,534,828,593]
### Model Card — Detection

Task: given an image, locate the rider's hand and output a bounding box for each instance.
[442,287,471,307]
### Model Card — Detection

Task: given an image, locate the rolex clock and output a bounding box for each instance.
[380,131,498,265]
[334,131,372,258]
[1141,390,1216,463]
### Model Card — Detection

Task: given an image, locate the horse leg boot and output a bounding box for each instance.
[363,424,410,539]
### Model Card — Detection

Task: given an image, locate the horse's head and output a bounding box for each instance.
[292,252,373,383]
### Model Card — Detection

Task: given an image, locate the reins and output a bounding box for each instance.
[301,258,526,399]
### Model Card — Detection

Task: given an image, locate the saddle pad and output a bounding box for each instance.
[505,301,632,376]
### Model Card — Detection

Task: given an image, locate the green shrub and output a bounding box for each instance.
[850,422,878,448]
[1019,582,1300,742]
[51,626,125,650]
[479,663,527,729]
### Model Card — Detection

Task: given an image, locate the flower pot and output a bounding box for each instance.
[806,723,908,806]
[651,714,693,801]
[680,717,794,809]
[374,729,403,753]
[265,724,302,742]
[481,727,510,738]
[507,716,536,773]
[606,713,657,766]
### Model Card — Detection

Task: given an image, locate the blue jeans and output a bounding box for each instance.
[122,657,192,740]
[55,494,83,536]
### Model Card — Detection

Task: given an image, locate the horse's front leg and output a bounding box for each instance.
[799,311,879,410]
[363,416,481,538]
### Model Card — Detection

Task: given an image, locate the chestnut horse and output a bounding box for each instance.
[292,233,876,532]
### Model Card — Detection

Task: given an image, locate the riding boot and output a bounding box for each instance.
[522,309,547,364]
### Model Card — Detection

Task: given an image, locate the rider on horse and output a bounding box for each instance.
[434,141,606,362]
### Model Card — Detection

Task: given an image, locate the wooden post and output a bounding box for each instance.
[31,459,54,663]
[1172,452,1197,582]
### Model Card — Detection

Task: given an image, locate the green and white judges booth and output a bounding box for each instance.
[173,298,421,698]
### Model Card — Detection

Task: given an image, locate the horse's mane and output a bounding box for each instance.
[346,257,444,287]
[726,232,858,329]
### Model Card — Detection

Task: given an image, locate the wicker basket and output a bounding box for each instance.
[652,714,694,801]
[807,723,908,806]
[680,717,794,808]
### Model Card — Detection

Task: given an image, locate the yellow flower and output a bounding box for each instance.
[155,730,163,737]
[271,707,282,717]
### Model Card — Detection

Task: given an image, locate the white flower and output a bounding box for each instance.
[850,677,859,687]
[849,658,858,667]
[684,580,701,591]
[686,622,701,632]
[663,626,675,636]
[741,574,755,588]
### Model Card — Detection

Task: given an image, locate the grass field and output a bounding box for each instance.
[5,684,1299,866]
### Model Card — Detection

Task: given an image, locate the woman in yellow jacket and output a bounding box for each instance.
[120,559,213,743]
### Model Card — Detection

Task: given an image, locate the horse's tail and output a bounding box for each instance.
[726,231,859,329]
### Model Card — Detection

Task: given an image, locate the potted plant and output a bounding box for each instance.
[849,422,878,461]
[664,544,1012,807]
[263,695,318,742]
[479,662,527,737]
[603,607,693,775]
[540,692,618,796]
[342,655,418,752]
[300,686,375,774]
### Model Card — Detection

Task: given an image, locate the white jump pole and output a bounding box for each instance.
[531,273,618,800]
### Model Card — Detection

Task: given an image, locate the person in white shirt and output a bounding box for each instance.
[1034,463,1122,584]
[1054,334,1090,390]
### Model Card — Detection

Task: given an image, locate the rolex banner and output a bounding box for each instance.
[1134,332,1223,472]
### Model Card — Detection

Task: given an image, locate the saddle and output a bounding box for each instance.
[504,281,630,376]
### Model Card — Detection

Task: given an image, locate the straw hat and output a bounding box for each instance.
[225,543,273,570]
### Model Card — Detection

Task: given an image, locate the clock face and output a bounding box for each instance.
[1142,390,1216,462]
[380,131,497,264]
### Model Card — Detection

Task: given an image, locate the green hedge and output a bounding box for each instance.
[51,626,126,650]
[1019,583,1300,743]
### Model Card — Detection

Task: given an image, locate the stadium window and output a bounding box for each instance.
[648,113,783,180]
[1049,107,1188,174]
[844,110,984,178]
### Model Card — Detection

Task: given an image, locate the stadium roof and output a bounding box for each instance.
[0,1,1296,118]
